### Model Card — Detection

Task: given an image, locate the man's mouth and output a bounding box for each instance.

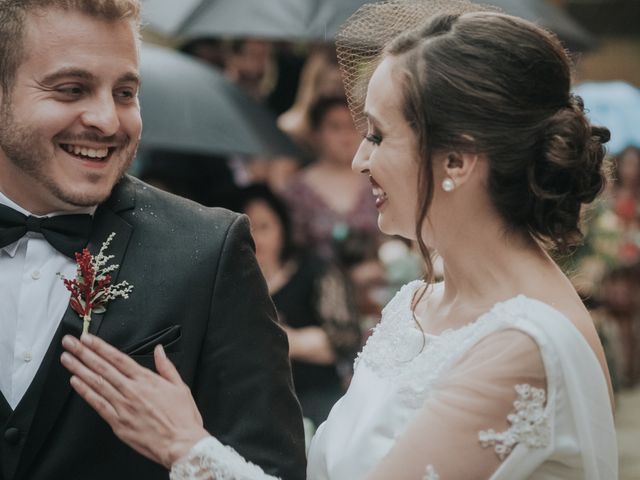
[60,143,115,161]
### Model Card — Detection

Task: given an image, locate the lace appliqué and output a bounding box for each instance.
[423,465,440,480]
[479,384,550,460]
[170,436,279,480]
[354,281,508,408]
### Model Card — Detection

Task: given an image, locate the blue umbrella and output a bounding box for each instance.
[573,81,640,155]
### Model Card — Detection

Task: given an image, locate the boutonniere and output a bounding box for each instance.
[59,232,133,334]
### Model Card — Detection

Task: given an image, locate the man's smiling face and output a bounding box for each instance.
[0,7,142,214]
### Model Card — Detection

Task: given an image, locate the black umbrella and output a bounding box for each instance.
[488,0,597,51]
[141,0,376,41]
[142,0,595,50]
[138,43,300,158]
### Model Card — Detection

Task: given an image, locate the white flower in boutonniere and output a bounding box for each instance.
[58,232,133,334]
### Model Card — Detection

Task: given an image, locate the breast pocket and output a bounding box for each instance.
[124,325,182,371]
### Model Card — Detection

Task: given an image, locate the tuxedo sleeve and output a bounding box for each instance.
[193,214,306,480]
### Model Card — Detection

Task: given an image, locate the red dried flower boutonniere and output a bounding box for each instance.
[59,232,133,334]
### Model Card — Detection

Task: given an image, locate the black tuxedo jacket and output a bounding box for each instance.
[0,175,306,480]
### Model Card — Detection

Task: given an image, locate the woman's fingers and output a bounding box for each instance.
[62,335,135,399]
[80,333,147,379]
[154,345,182,385]
[61,350,127,408]
[69,374,119,425]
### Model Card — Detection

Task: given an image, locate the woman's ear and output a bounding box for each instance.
[442,151,480,188]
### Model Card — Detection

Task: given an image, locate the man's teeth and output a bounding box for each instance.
[62,144,109,159]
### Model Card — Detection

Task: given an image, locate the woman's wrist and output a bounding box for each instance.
[165,428,211,469]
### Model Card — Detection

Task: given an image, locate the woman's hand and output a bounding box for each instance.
[60,333,209,469]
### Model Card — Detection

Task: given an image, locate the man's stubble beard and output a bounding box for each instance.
[0,100,137,208]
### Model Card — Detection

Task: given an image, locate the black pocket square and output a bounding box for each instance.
[123,325,181,355]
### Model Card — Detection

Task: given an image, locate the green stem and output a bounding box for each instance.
[82,313,92,335]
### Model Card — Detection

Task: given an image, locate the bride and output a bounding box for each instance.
[60,2,618,479]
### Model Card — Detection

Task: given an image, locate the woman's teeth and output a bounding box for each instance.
[373,188,388,201]
[373,188,388,208]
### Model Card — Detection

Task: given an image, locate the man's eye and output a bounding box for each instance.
[115,88,137,100]
[365,133,382,145]
[57,85,84,96]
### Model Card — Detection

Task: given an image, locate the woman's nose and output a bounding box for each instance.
[352,138,371,173]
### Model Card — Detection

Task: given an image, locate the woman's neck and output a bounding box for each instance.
[437,222,552,309]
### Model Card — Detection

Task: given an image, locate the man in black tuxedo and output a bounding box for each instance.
[0,1,306,479]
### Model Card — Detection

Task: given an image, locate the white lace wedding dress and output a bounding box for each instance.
[171,281,618,480]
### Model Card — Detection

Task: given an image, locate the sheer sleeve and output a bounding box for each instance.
[365,329,549,480]
[170,436,281,480]
[314,265,362,360]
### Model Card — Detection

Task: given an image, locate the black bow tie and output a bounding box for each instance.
[0,204,93,259]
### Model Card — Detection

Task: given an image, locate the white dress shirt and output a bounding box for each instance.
[0,192,95,409]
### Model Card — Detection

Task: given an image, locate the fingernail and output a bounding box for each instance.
[62,335,77,349]
[155,344,167,358]
[80,333,93,346]
[60,352,72,364]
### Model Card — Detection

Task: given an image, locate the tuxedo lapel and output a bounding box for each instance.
[10,177,136,480]
[85,204,134,337]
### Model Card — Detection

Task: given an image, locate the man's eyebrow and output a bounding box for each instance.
[39,69,140,86]
[117,72,141,85]
[40,68,97,85]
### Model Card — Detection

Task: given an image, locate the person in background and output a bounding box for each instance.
[282,96,380,262]
[566,145,640,389]
[179,37,226,69]
[278,46,346,156]
[238,184,361,427]
[224,39,275,102]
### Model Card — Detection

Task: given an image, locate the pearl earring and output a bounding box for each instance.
[442,177,456,192]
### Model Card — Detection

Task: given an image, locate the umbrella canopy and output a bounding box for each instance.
[138,43,300,158]
[142,0,371,41]
[141,0,595,49]
[573,81,640,155]
[488,0,596,51]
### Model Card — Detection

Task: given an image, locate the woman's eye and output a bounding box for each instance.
[365,133,382,145]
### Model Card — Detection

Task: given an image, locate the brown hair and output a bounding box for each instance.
[0,0,141,95]
[385,12,609,283]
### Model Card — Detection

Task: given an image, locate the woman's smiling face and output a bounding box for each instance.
[352,55,422,240]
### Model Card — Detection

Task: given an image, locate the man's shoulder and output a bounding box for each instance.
[107,175,242,231]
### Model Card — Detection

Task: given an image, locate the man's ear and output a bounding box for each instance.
[442,150,480,188]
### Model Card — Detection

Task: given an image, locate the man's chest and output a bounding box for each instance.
[0,236,74,409]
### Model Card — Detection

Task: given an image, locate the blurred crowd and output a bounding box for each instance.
[133,37,639,425]
[566,146,640,391]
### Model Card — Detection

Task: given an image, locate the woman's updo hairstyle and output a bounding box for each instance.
[385,12,609,263]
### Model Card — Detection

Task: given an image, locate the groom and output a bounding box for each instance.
[0,1,305,479]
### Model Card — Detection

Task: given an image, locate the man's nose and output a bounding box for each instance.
[80,92,120,136]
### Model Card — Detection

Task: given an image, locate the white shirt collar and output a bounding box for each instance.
[0,190,97,258]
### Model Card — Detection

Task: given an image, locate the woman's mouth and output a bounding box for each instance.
[369,175,388,209]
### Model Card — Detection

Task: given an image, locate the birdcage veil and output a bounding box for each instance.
[335,1,500,134]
